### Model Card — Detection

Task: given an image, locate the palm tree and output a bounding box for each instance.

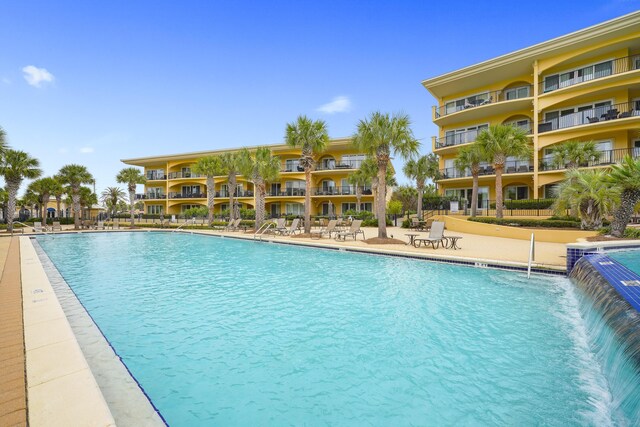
[606,155,640,237]
[359,156,395,217]
[100,187,126,219]
[27,177,60,220]
[238,147,280,230]
[476,125,532,219]
[554,169,616,230]
[220,152,241,221]
[0,188,8,224]
[285,115,329,233]
[58,164,94,229]
[346,168,370,213]
[116,167,146,227]
[550,140,599,169]
[454,144,486,217]
[0,150,42,231]
[352,112,419,238]
[0,126,8,155]
[192,156,223,225]
[404,154,439,219]
[49,177,64,220]
[79,187,98,219]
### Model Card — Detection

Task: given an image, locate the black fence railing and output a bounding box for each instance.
[434,85,532,118]
[434,125,532,149]
[135,193,166,200]
[540,55,640,93]
[146,174,166,181]
[423,198,563,217]
[540,147,640,171]
[315,160,363,171]
[266,188,306,197]
[311,186,373,196]
[167,172,204,179]
[439,160,533,179]
[214,191,254,198]
[538,101,638,133]
[168,192,207,199]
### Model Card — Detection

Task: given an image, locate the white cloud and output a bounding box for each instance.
[80,146,94,154]
[57,147,69,154]
[1,77,10,85]
[22,65,55,87]
[316,96,352,114]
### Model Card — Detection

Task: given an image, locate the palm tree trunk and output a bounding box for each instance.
[206,176,215,225]
[377,163,387,238]
[371,179,379,219]
[494,165,504,219]
[6,181,18,232]
[304,168,311,233]
[255,180,266,231]
[611,189,640,237]
[72,191,81,229]
[229,173,237,221]
[416,186,424,219]
[42,192,50,222]
[471,173,479,217]
[129,188,135,227]
[356,187,362,213]
[56,196,61,220]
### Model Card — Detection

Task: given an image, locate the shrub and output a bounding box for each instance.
[489,199,556,210]
[240,208,255,219]
[401,219,411,229]
[362,218,392,227]
[468,217,580,229]
[599,227,640,239]
[343,209,374,220]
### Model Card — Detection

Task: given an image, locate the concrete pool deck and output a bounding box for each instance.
[0,224,604,424]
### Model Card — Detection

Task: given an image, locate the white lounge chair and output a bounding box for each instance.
[112,220,120,230]
[278,218,300,236]
[334,219,365,241]
[32,221,44,233]
[223,218,242,232]
[96,221,105,230]
[318,219,338,238]
[51,221,62,232]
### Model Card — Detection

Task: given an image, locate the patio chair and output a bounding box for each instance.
[51,221,62,232]
[32,221,44,233]
[587,116,599,123]
[318,219,338,238]
[270,218,286,234]
[224,218,242,231]
[410,217,425,231]
[335,219,365,241]
[96,221,105,230]
[112,219,120,230]
[279,218,300,236]
[413,221,446,249]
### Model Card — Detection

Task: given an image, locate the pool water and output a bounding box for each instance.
[609,249,640,276]
[36,232,622,425]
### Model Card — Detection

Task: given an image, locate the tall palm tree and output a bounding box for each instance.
[49,177,64,220]
[26,177,59,220]
[100,187,126,219]
[606,155,640,237]
[285,115,329,233]
[0,126,8,156]
[550,140,599,169]
[403,154,439,219]
[0,187,8,224]
[192,156,223,225]
[116,167,146,227]
[346,168,370,213]
[352,112,419,238]
[220,152,241,221]
[58,164,94,229]
[0,150,42,231]
[79,187,98,219]
[554,169,616,230]
[476,125,531,219]
[454,144,486,217]
[359,156,395,217]
[238,147,280,230]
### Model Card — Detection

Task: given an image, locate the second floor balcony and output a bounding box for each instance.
[167,171,204,179]
[146,173,166,181]
[315,159,363,171]
[439,160,533,180]
[266,188,306,197]
[214,190,254,198]
[135,193,166,200]
[539,147,640,171]
[538,101,638,133]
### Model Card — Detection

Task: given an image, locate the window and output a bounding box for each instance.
[444,124,488,146]
[443,187,489,209]
[544,184,559,199]
[320,157,336,170]
[181,185,201,196]
[543,60,613,92]
[504,185,529,200]
[180,204,203,212]
[340,154,365,168]
[321,180,336,194]
[182,167,192,178]
[341,202,372,213]
[270,204,281,217]
[444,92,490,114]
[147,205,163,215]
[504,86,530,100]
[146,169,165,180]
[505,119,531,133]
[285,159,300,172]
[543,100,612,130]
[285,203,304,215]
[285,180,304,196]
[147,187,164,198]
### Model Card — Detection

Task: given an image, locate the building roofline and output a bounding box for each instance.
[421,10,640,91]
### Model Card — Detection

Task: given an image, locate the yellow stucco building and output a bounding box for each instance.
[121,138,374,217]
[422,11,640,207]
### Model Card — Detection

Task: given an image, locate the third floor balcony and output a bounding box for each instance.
[434,85,533,122]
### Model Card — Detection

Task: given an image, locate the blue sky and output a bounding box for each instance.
[1,0,639,196]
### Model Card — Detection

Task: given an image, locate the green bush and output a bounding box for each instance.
[240,208,255,220]
[362,218,392,227]
[599,227,640,239]
[468,217,580,229]
[401,219,411,229]
[489,199,556,209]
[343,210,375,220]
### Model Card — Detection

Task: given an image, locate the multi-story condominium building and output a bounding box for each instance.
[121,138,373,216]
[422,12,640,208]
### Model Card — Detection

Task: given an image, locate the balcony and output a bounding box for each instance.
[167,172,204,179]
[168,192,206,199]
[434,86,533,119]
[281,161,304,173]
[266,188,306,197]
[135,193,166,200]
[538,101,639,133]
[214,190,254,198]
[439,160,533,180]
[539,55,640,94]
[434,126,532,150]
[146,174,166,181]
[315,160,363,171]
[540,147,640,171]
[311,186,373,196]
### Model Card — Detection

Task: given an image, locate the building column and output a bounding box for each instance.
[532,60,540,199]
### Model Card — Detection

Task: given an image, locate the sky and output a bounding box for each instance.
[1,0,639,197]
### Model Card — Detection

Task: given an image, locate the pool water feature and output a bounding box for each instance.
[35,232,636,425]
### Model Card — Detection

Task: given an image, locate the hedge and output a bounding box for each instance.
[468,217,580,229]
[489,199,556,209]
[599,227,640,239]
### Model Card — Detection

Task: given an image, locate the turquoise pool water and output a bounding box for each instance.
[609,249,640,276]
[36,232,623,425]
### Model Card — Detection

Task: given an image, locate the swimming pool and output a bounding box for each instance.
[35,232,628,425]
[609,249,640,276]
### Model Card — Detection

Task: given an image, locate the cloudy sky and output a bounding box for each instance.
[1,0,639,196]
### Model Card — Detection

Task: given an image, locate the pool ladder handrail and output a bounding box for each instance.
[527,232,535,279]
[172,218,196,233]
[253,222,275,240]
[13,221,53,237]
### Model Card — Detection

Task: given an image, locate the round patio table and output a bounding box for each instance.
[445,236,463,250]
[405,233,419,246]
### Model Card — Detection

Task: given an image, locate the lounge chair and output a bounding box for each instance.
[335,219,365,241]
[413,221,445,249]
[51,221,62,232]
[223,218,242,231]
[318,219,338,238]
[96,221,105,230]
[112,220,120,230]
[32,221,44,233]
[279,218,300,236]
[270,218,286,234]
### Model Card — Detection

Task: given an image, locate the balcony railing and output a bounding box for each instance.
[538,101,638,133]
[135,193,166,200]
[315,160,363,171]
[540,147,640,171]
[439,160,533,180]
[266,188,306,197]
[214,190,254,198]
[282,162,303,172]
[168,192,207,199]
[434,85,532,118]
[435,126,532,149]
[146,174,166,181]
[540,55,640,94]
[167,172,204,179]
[311,186,373,196]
